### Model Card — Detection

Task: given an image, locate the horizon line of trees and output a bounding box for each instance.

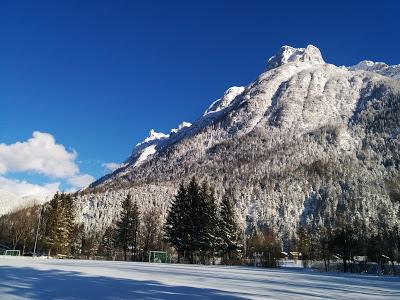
[0,181,399,275]
[294,220,400,274]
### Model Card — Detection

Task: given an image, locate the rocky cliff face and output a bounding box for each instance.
[75,45,400,241]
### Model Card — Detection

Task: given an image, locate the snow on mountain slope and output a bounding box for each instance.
[77,45,400,240]
[204,86,245,115]
[171,122,192,134]
[0,189,48,215]
[349,60,400,79]
[0,190,19,215]
[138,129,168,146]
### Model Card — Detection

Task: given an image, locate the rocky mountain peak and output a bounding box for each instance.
[266,44,325,70]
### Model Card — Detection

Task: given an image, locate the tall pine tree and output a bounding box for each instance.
[99,225,116,259]
[186,177,202,263]
[199,181,219,264]
[43,192,60,255]
[43,192,75,256]
[129,200,141,261]
[166,178,225,264]
[116,194,133,261]
[58,193,75,254]
[219,195,242,263]
[165,182,189,262]
[116,194,141,261]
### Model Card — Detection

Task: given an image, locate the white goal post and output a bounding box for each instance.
[4,250,20,256]
[148,251,171,263]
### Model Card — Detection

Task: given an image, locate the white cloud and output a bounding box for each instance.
[0,176,60,214]
[0,131,79,178]
[0,131,97,214]
[102,162,122,172]
[67,174,95,189]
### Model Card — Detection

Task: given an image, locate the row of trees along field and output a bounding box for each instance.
[0,192,165,261]
[0,178,399,274]
[0,193,79,257]
[294,221,400,274]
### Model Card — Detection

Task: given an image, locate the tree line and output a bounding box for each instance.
[0,181,399,275]
[293,219,400,274]
[0,192,166,260]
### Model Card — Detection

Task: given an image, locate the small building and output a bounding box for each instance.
[353,256,367,262]
[288,252,302,260]
[279,251,288,259]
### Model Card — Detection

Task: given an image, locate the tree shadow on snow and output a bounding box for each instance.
[0,266,245,300]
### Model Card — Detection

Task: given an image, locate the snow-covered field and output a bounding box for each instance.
[0,257,399,299]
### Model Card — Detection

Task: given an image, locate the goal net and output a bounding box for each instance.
[4,250,20,256]
[149,251,170,263]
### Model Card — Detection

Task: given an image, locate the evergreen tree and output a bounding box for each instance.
[186,177,202,263]
[43,192,60,255]
[42,193,75,256]
[129,200,141,261]
[70,223,85,256]
[297,226,311,267]
[165,182,188,262]
[58,193,75,254]
[166,179,239,265]
[199,182,219,264]
[100,225,116,259]
[116,194,133,261]
[219,195,242,263]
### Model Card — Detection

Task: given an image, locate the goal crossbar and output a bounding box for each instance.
[4,250,20,256]
[148,251,171,263]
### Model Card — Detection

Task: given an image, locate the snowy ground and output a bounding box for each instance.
[0,257,399,299]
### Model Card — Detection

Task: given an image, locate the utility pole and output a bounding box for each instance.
[243,223,246,257]
[33,206,43,258]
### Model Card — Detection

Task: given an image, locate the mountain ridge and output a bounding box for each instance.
[91,44,399,188]
[75,45,400,241]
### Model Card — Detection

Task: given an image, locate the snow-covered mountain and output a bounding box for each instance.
[76,45,400,241]
[0,189,48,215]
[349,60,400,79]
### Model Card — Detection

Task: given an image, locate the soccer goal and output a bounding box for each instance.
[149,251,171,263]
[4,250,20,256]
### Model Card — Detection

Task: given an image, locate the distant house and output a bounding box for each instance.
[280,251,288,259]
[288,252,302,260]
[353,256,367,262]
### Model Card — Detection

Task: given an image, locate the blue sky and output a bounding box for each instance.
[0,0,398,195]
